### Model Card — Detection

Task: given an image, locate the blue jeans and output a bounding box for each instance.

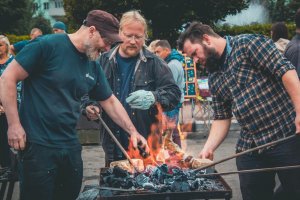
[236,135,300,200]
[163,103,182,147]
[19,143,83,200]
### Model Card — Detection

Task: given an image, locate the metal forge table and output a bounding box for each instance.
[98,167,232,200]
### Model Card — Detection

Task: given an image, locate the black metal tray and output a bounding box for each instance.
[98,167,232,200]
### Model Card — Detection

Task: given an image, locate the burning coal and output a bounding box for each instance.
[99,165,226,197]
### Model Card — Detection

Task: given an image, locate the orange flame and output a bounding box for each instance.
[127,104,186,168]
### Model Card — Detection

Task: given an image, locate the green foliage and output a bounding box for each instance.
[266,0,300,22]
[31,13,53,34]
[63,0,140,29]
[6,34,30,44]
[0,0,34,35]
[63,0,250,46]
[216,23,296,39]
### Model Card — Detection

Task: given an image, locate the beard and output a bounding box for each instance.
[84,40,100,61]
[86,46,100,61]
[203,45,222,73]
[119,44,140,57]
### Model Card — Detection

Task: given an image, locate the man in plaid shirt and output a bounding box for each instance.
[178,22,300,200]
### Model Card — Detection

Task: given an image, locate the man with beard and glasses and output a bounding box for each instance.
[177,22,300,200]
[0,10,149,200]
[82,10,181,166]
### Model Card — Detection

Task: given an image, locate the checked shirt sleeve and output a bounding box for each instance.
[246,35,295,80]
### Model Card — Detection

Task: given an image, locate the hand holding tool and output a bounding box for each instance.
[193,134,298,173]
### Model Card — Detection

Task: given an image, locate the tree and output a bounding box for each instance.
[31,13,53,35]
[0,0,34,35]
[141,0,250,46]
[63,0,140,30]
[266,0,300,22]
[64,0,250,46]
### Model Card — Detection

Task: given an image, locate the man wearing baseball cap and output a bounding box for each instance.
[0,10,148,200]
[84,10,122,52]
[52,21,67,34]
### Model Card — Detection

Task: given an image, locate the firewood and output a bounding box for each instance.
[110,159,144,173]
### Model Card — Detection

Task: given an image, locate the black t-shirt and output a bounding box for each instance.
[16,34,112,148]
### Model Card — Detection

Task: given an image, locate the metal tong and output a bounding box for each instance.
[197,164,300,177]
[193,134,299,174]
[91,108,140,172]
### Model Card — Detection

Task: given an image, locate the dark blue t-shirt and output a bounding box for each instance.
[13,40,29,53]
[115,52,137,149]
[15,34,112,148]
[116,52,137,108]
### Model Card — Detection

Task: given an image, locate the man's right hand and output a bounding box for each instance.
[8,123,26,150]
[86,105,101,121]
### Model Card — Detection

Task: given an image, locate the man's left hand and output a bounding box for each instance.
[126,90,155,110]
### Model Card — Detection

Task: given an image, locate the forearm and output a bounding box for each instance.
[100,95,137,135]
[202,119,231,152]
[0,76,20,125]
[282,70,300,112]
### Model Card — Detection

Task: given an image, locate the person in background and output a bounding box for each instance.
[0,35,21,168]
[178,22,300,200]
[0,9,148,200]
[154,40,185,147]
[52,21,67,34]
[147,39,160,53]
[271,22,290,53]
[83,10,181,166]
[10,28,43,54]
[285,8,300,78]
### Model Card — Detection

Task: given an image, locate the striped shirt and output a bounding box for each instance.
[209,34,296,153]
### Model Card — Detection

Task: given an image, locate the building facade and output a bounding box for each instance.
[33,0,65,25]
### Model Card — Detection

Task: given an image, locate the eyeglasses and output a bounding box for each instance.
[122,31,144,41]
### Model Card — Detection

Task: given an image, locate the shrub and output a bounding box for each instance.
[216,23,296,40]
[6,34,30,44]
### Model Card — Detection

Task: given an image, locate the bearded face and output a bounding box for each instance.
[119,21,145,58]
[84,39,100,61]
[203,44,222,73]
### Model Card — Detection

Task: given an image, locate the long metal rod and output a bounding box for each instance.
[98,186,144,192]
[94,111,139,172]
[197,165,300,177]
[193,134,298,173]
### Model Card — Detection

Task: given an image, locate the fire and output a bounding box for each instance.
[122,105,213,173]
[127,104,185,168]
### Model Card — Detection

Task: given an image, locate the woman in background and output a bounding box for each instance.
[271,22,290,53]
[0,35,20,167]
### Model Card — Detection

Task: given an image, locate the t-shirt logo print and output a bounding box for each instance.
[85,73,95,81]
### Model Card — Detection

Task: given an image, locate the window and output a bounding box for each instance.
[43,2,49,10]
[33,3,39,12]
[55,1,63,8]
